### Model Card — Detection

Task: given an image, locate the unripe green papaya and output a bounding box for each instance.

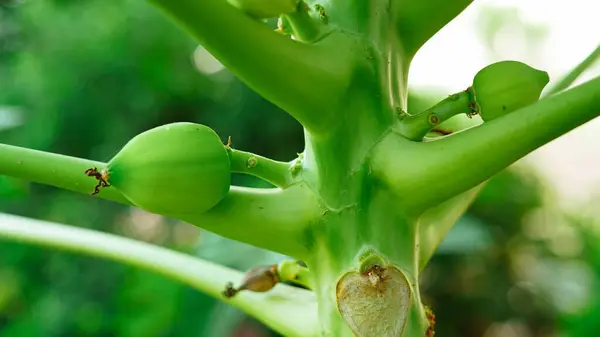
[472,60,550,122]
[227,0,298,19]
[93,122,230,215]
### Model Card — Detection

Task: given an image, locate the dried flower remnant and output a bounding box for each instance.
[84,167,110,195]
[337,264,411,337]
[222,264,280,298]
[425,305,436,337]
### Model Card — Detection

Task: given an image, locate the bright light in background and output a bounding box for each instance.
[193,45,225,75]
[410,0,600,209]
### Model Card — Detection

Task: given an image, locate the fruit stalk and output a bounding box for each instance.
[0,143,130,204]
[227,147,298,188]
[398,90,475,141]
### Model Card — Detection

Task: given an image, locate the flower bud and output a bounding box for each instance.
[472,60,549,122]
[88,122,230,215]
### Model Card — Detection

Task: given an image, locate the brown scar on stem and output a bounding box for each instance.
[222,282,238,298]
[84,167,110,195]
[428,114,440,125]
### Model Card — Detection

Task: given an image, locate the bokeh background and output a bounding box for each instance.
[0,0,599,336]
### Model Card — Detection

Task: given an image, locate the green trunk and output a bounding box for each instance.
[302,120,430,335]
[298,28,426,331]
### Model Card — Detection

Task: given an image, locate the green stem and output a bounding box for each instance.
[0,212,318,337]
[0,143,130,204]
[417,183,485,270]
[0,143,322,259]
[397,90,474,141]
[303,0,367,35]
[227,0,298,18]
[148,0,358,135]
[545,43,600,96]
[371,75,600,213]
[184,185,321,260]
[228,148,297,188]
[394,0,474,57]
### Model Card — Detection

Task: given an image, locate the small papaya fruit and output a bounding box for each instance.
[87,122,230,216]
[472,60,550,121]
[227,0,299,19]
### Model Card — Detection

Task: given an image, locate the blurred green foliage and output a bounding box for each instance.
[0,1,598,336]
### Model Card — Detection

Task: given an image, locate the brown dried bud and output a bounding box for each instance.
[222,264,280,299]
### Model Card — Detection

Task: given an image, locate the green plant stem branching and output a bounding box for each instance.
[395,0,474,57]
[371,75,600,214]
[0,212,318,337]
[3,0,600,335]
[417,184,485,270]
[148,0,357,136]
[0,144,320,259]
[545,43,600,96]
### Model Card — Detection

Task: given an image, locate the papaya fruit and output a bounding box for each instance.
[472,60,550,121]
[87,122,230,215]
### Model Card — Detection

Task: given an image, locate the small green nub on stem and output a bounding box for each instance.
[283,1,326,42]
[278,260,314,289]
